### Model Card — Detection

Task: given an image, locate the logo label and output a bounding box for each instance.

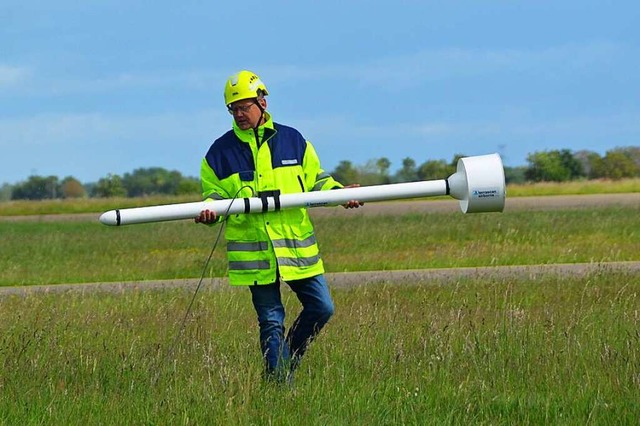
[472,188,499,198]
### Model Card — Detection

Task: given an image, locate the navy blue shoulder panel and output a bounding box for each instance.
[269,123,307,169]
[204,130,254,180]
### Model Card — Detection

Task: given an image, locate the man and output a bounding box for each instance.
[196,70,362,383]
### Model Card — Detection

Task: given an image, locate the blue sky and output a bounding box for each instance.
[2,1,639,185]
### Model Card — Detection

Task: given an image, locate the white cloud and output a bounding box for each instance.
[262,41,629,90]
[5,41,628,99]
[284,107,640,143]
[0,65,30,89]
[0,109,229,183]
[0,109,226,148]
[39,69,223,96]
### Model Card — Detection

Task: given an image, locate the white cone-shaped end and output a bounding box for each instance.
[100,210,119,226]
[448,153,506,213]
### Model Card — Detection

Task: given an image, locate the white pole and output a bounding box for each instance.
[99,180,448,226]
[99,153,506,226]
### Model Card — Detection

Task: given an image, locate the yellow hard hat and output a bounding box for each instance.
[224,70,269,106]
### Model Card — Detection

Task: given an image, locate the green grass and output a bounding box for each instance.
[505,177,640,196]
[0,194,200,217]
[1,198,639,423]
[1,205,638,286]
[1,271,638,424]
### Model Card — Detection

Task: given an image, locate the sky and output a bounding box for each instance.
[2,1,639,185]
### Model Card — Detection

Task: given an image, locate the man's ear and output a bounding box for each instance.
[258,97,267,109]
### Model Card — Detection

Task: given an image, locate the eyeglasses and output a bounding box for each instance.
[227,103,255,115]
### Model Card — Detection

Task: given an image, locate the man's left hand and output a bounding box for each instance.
[342,184,364,209]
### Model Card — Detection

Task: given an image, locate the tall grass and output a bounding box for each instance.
[0,194,200,217]
[1,271,638,423]
[1,199,639,423]
[506,178,640,196]
[1,205,639,286]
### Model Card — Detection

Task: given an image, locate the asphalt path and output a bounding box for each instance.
[1,262,639,297]
[1,193,638,296]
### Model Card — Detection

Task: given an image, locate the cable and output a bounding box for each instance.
[151,187,250,386]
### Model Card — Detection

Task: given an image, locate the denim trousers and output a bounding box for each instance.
[249,274,334,378]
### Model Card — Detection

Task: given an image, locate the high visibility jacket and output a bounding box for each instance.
[200,113,343,285]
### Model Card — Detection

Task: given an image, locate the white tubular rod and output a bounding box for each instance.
[99,179,448,226]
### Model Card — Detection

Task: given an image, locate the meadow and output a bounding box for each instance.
[1,271,638,424]
[0,185,639,424]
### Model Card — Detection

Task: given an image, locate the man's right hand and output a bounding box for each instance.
[195,209,219,224]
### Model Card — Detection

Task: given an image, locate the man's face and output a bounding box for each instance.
[228,98,266,130]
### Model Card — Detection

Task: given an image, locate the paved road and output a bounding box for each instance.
[2,261,639,297]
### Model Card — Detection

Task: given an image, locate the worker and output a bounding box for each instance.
[196,70,362,383]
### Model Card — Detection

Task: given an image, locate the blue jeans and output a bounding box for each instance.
[249,274,335,379]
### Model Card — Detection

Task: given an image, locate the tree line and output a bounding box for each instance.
[1,146,639,201]
[331,146,640,187]
[0,168,201,201]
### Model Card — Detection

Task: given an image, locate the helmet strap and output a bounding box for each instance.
[253,98,266,129]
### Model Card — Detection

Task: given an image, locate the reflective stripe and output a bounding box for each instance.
[312,173,331,191]
[205,193,225,200]
[229,260,271,270]
[277,254,320,267]
[312,182,325,191]
[271,234,317,249]
[227,241,269,251]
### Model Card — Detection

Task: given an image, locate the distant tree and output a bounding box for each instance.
[393,157,418,183]
[83,182,96,196]
[573,150,602,179]
[525,151,562,182]
[524,149,582,182]
[331,160,359,186]
[92,174,126,198]
[0,183,12,201]
[451,153,466,168]
[61,176,86,199]
[559,149,585,179]
[611,146,640,170]
[417,159,453,181]
[596,149,639,180]
[356,159,388,186]
[376,157,392,184]
[11,175,60,200]
[122,167,185,197]
[504,166,527,184]
[176,177,201,196]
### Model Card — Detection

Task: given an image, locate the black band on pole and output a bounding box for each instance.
[257,190,282,213]
[273,190,281,211]
[445,179,450,196]
[116,210,121,226]
[243,198,250,214]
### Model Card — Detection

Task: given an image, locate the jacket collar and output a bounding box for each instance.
[232,112,275,145]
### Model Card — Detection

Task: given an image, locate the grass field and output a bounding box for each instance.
[1,271,638,424]
[1,190,639,423]
[504,177,640,196]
